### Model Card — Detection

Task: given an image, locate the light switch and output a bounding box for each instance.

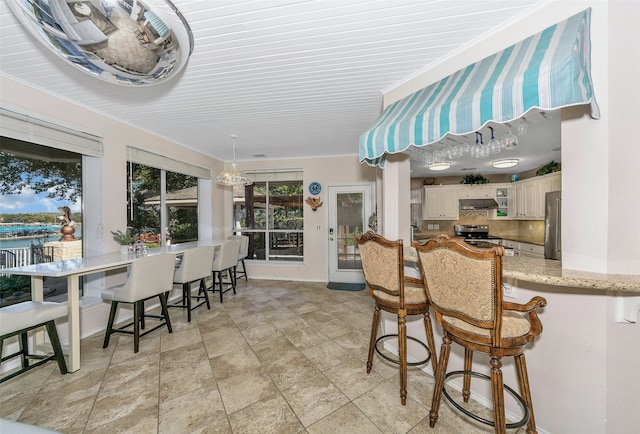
[434,224,440,230]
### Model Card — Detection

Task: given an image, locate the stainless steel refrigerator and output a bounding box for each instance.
[544,190,562,260]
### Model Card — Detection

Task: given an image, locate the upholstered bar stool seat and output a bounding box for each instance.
[415,234,546,434]
[0,301,68,383]
[169,246,215,322]
[228,235,249,281]
[102,254,176,353]
[357,231,438,406]
[210,240,240,303]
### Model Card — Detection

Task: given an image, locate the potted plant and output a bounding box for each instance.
[111,229,136,253]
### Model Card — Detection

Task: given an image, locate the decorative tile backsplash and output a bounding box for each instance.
[416,217,545,244]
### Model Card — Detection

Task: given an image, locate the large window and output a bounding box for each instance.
[0,139,83,306]
[127,162,198,245]
[234,172,303,261]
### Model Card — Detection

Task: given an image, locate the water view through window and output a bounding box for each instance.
[0,138,83,307]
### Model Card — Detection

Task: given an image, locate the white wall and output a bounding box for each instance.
[230,155,377,282]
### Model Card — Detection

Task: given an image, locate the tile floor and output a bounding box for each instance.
[0,279,526,433]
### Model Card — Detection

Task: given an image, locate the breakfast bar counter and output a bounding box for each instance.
[502,256,640,293]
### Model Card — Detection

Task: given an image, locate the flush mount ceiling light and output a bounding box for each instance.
[491,159,519,169]
[428,162,451,171]
[215,135,253,186]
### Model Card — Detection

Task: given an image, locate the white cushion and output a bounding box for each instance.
[0,302,68,336]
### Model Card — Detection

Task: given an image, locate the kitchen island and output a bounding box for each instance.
[401,249,639,433]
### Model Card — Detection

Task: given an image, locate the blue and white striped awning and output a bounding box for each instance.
[359,9,600,168]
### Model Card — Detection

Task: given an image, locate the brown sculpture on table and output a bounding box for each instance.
[58,206,76,241]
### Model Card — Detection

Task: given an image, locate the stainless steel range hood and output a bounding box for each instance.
[459,198,499,210]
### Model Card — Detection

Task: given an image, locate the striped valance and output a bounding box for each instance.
[359,9,599,167]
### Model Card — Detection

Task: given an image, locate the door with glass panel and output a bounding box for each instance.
[327,184,373,283]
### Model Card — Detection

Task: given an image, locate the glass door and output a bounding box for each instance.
[327,184,373,283]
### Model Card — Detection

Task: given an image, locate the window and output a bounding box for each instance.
[127,162,198,245]
[0,139,83,306]
[233,172,303,261]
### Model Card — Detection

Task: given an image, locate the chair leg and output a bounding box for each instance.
[422,309,438,373]
[103,301,118,349]
[241,259,247,281]
[463,348,473,402]
[367,306,381,373]
[398,310,408,406]
[515,354,537,434]
[490,356,507,434]
[45,320,67,375]
[199,279,210,309]
[19,331,29,368]
[133,301,141,353]
[159,293,173,334]
[429,333,451,428]
[184,283,192,322]
[230,268,236,294]
[217,271,224,303]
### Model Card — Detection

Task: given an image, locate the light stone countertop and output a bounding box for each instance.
[405,248,640,293]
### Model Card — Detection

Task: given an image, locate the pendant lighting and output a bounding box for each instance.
[215,134,253,186]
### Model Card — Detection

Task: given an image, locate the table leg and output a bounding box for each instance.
[66,275,81,372]
[30,276,44,301]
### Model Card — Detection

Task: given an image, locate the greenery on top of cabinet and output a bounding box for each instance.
[460,174,489,184]
[536,161,561,176]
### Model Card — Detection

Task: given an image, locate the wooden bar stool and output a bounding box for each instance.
[357,231,438,405]
[414,234,546,434]
[0,301,68,383]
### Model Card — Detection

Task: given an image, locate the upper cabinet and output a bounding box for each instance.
[423,186,459,220]
[507,172,561,220]
[458,185,494,199]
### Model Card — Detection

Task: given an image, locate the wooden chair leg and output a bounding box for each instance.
[490,356,507,434]
[430,333,451,428]
[103,301,118,349]
[367,306,381,373]
[515,354,537,434]
[45,320,67,374]
[398,310,408,405]
[463,348,473,402]
[422,309,438,373]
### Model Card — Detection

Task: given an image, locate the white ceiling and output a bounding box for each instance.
[0,0,555,177]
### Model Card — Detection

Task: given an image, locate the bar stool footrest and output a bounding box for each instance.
[374,334,431,366]
[442,370,529,429]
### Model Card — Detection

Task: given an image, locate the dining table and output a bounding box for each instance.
[1,241,223,372]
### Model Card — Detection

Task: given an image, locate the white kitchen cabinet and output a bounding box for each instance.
[501,240,544,258]
[423,186,459,220]
[519,241,545,258]
[458,185,494,199]
[508,172,561,220]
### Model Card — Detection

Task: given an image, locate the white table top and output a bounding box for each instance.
[2,240,224,278]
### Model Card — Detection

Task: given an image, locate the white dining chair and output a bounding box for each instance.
[0,301,68,383]
[169,246,215,322]
[102,253,176,353]
[210,240,240,303]
[228,235,249,282]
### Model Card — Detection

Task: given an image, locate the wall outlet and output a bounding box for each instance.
[434,224,440,230]
[503,283,517,299]
[427,224,434,230]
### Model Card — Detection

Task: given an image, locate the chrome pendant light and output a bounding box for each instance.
[215,135,253,186]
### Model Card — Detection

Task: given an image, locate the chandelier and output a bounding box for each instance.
[215,135,253,186]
